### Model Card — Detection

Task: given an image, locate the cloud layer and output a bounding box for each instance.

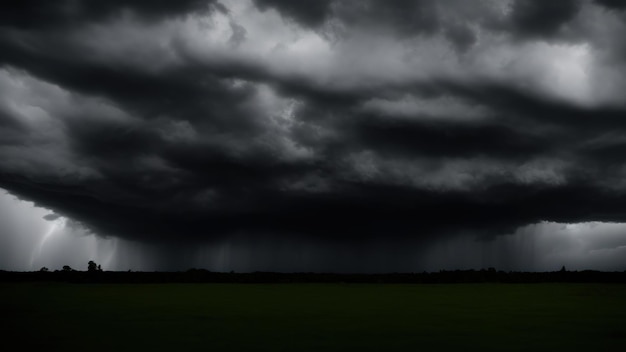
[2,0,626,246]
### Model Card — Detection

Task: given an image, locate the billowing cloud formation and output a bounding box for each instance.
[1,0,626,246]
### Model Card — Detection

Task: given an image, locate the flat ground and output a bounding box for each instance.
[1,283,625,351]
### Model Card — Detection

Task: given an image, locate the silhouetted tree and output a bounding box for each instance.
[39,267,49,272]
[62,265,72,272]
[88,260,97,272]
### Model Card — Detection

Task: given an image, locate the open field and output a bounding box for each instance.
[2,283,626,351]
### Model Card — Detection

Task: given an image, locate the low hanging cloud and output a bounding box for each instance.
[1,0,626,246]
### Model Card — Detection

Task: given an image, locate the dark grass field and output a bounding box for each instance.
[2,283,626,351]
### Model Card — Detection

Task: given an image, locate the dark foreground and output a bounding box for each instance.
[2,283,626,351]
[3,268,626,284]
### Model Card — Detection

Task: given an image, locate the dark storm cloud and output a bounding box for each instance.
[335,0,441,36]
[443,22,477,52]
[1,0,626,247]
[508,0,582,39]
[594,0,626,11]
[349,116,551,159]
[253,0,589,45]
[253,0,441,36]
[249,0,595,60]
[0,0,222,29]
[0,34,252,122]
[253,0,333,28]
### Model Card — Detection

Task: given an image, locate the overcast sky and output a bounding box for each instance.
[2,0,626,272]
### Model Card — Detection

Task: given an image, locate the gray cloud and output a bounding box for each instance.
[0,0,626,267]
[42,213,62,221]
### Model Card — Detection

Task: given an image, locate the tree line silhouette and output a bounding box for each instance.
[2,263,626,284]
